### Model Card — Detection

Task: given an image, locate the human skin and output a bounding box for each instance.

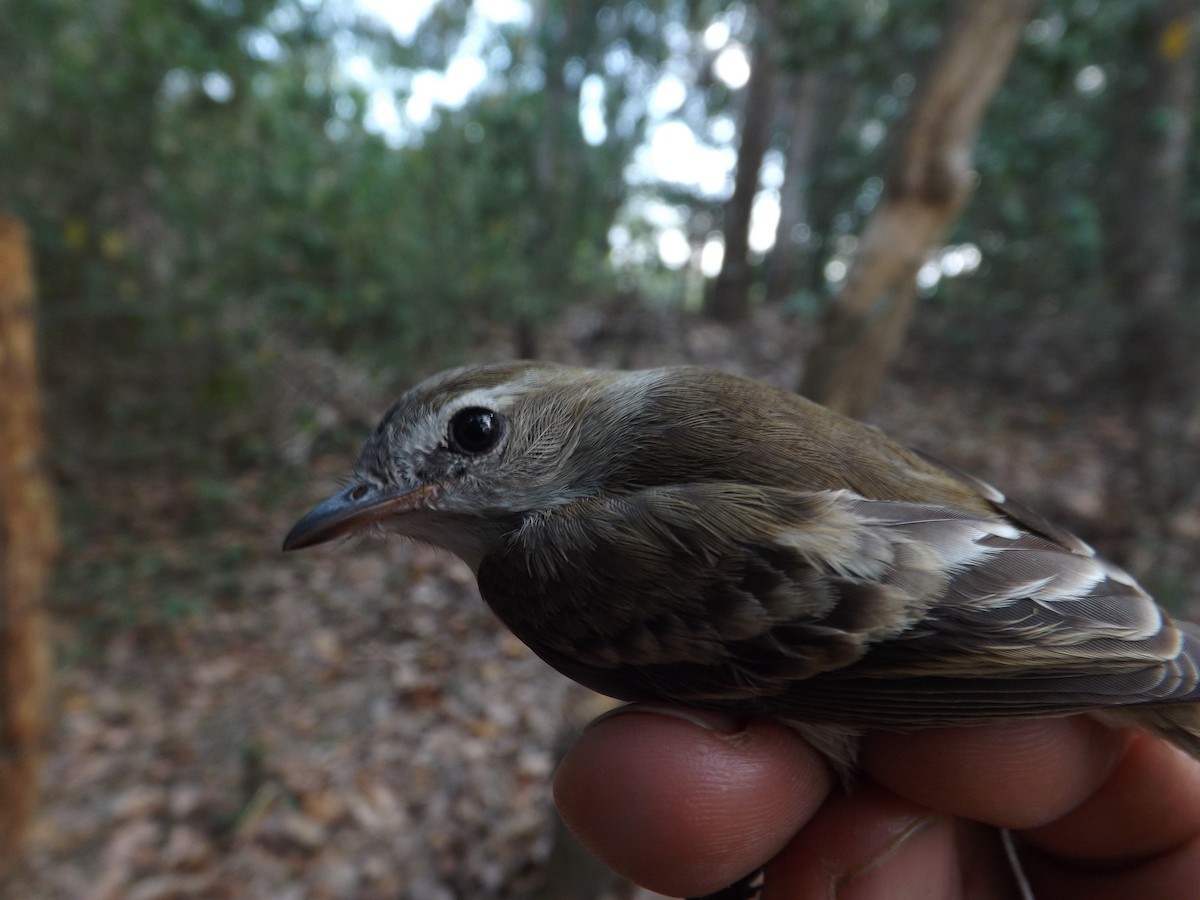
[553,707,1200,899]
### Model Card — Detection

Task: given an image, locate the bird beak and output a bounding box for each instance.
[282,482,436,551]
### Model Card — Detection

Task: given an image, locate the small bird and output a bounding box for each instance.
[283,361,1200,893]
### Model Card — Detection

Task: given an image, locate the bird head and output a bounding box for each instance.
[282,361,644,567]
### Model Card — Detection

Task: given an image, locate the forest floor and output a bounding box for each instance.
[6,302,1199,899]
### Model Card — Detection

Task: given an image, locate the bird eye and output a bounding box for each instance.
[448,407,503,454]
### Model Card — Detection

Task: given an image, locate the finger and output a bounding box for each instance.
[553,706,832,898]
[765,783,951,900]
[1020,831,1200,900]
[1016,732,1200,899]
[765,783,1020,900]
[863,719,1200,898]
[860,716,1131,829]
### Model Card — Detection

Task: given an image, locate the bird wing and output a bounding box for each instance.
[477,484,1200,727]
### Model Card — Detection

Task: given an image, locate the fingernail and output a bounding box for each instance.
[588,702,749,735]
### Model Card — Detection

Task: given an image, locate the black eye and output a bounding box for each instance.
[448,407,503,454]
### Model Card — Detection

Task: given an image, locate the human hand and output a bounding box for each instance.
[553,707,1200,899]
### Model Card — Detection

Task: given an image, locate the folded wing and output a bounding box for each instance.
[477,484,1200,727]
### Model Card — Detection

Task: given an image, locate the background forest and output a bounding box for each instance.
[1,0,1198,897]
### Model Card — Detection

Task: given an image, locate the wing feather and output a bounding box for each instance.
[477,483,1199,726]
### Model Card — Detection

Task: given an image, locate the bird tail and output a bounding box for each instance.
[1101,620,1200,760]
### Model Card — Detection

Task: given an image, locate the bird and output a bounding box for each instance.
[283,360,1200,898]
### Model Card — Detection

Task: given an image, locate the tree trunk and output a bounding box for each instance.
[765,70,824,306]
[705,4,779,324]
[531,0,584,199]
[799,72,859,301]
[1107,2,1199,518]
[0,217,58,870]
[800,0,1038,417]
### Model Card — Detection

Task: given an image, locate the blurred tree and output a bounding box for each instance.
[764,69,824,306]
[493,0,675,352]
[706,0,779,322]
[0,218,58,869]
[799,0,1038,416]
[1103,1,1199,520]
[935,1,1147,332]
[0,0,403,470]
[0,0,663,473]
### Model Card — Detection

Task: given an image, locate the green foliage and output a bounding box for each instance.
[4,0,1193,436]
[5,0,1198,634]
[0,0,641,475]
[742,0,1200,327]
